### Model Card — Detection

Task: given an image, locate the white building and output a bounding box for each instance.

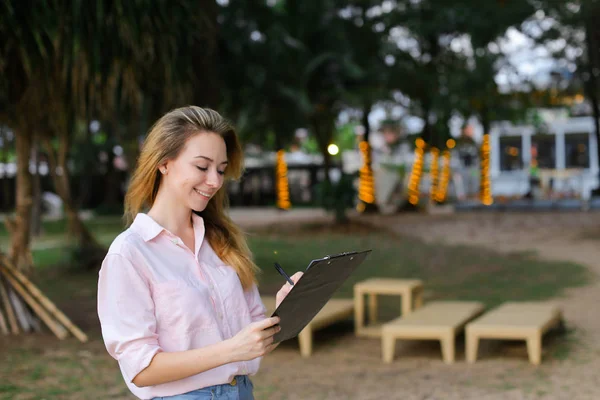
[490,116,599,199]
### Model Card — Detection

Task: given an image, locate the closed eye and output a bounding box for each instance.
[197,166,226,175]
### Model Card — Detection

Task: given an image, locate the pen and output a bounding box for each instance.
[274,262,294,286]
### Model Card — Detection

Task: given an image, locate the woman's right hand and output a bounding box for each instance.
[228,316,281,362]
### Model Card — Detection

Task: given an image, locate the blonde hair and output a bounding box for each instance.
[124,106,259,289]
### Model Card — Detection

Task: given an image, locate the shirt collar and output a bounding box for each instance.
[131,213,205,245]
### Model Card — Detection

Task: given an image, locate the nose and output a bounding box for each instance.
[206,168,220,188]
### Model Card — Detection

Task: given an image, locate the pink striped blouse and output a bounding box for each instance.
[97,213,266,400]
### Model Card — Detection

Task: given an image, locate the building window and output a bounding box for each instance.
[499,136,523,171]
[531,134,555,169]
[565,133,590,168]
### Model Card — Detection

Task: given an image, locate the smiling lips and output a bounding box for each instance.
[194,188,213,199]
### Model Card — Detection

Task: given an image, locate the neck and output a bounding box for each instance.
[147,186,193,236]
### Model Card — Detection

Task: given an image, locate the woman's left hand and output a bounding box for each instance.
[275,272,303,308]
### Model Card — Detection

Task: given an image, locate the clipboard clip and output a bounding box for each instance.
[324,251,358,260]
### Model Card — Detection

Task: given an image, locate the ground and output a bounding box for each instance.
[1,209,599,399]
[252,210,600,400]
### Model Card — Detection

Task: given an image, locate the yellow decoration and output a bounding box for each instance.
[357,141,376,210]
[480,134,493,205]
[446,139,456,149]
[408,139,425,205]
[275,150,291,210]
[429,148,440,202]
[436,150,451,202]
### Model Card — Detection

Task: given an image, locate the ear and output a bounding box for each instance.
[158,163,168,175]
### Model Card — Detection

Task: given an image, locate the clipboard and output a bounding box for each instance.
[271,249,371,343]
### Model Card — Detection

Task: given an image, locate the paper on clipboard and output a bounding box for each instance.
[271,250,371,343]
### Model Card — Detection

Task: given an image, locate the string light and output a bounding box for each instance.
[436,150,451,202]
[357,140,375,211]
[408,138,426,205]
[327,143,340,155]
[429,147,440,202]
[276,150,291,210]
[480,134,493,205]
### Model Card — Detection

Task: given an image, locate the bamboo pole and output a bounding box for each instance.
[9,288,33,331]
[0,268,68,340]
[27,311,42,332]
[0,257,88,342]
[0,276,19,334]
[0,300,9,335]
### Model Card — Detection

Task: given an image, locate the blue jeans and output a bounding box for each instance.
[152,376,254,400]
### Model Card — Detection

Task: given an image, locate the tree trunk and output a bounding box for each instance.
[310,111,335,183]
[103,149,121,209]
[77,95,95,209]
[362,103,371,143]
[43,135,98,249]
[310,111,351,223]
[30,140,43,237]
[0,127,11,212]
[192,0,220,108]
[5,126,34,274]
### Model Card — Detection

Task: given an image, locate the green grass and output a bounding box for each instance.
[249,228,590,319]
[22,217,591,312]
[0,216,593,399]
[0,216,124,269]
[0,215,124,239]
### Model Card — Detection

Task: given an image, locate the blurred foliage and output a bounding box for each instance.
[0,0,596,246]
[315,172,357,223]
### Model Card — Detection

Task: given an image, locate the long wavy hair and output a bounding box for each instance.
[124,106,259,289]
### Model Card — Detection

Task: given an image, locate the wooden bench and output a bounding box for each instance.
[465,302,563,365]
[381,301,485,364]
[354,278,424,338]
[261,296,354,357]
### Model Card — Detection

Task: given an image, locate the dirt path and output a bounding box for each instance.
[254,211,600,400]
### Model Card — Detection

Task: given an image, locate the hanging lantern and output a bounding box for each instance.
[407,138,426,205]
[429,147,440,202]
[276,150,291,210]
[480,134,493,205]
[357,140,375,212]
[436,150,451,203]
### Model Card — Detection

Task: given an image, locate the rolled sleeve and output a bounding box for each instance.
[244,284,267,322]
[98,253,162,382]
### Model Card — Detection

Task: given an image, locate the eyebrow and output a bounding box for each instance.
[195,155,228,165]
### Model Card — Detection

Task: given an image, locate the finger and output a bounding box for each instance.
[264,341,279,354]
[275,292,286,309]
[277,286,292,297]
[263,335,274,347]
[261,324,281,339]
[253,316,280,330]
[290,271,304,284]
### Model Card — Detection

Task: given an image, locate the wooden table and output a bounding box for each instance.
[354,278,423,338]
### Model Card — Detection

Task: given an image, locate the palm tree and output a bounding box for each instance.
[0,1,218,271]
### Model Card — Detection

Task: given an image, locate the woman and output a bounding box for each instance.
[97,106,301,400]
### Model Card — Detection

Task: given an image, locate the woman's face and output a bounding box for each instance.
[160,132,228,212]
